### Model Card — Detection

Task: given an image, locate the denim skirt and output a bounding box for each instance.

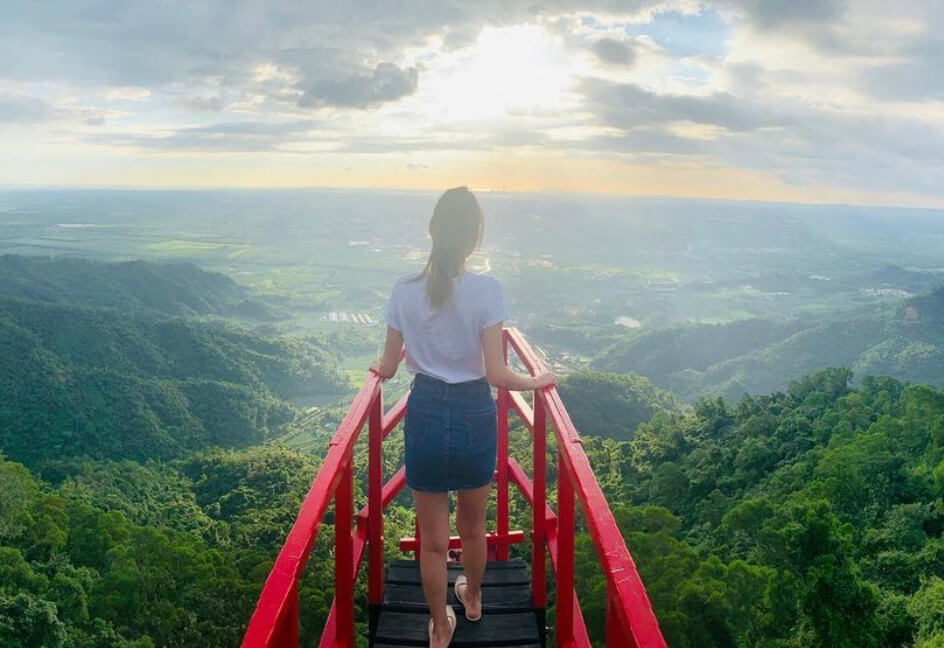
[404,372,497,493]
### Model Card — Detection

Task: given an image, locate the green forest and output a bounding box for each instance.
[1,256,943,647]
[563,369,944,647]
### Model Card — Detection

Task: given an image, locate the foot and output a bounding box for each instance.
[456,577,482,620]
[428,606,456,648]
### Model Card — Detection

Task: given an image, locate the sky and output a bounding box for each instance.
[1,0,943,207]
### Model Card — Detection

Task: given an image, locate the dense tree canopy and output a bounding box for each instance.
[569,368,944,648]
[2,257,943,647]
[557,370,679,441]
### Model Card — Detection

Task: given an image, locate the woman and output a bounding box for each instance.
[370,186,554,647]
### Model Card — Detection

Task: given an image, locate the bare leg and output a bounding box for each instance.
[456,483,490,619]
[413,489,452,647]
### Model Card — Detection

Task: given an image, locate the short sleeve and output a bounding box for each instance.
[481,278,509,329]
[383,282,401,331]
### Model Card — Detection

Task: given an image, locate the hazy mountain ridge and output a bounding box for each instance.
[594,286,944,401]
[0,255,280,320]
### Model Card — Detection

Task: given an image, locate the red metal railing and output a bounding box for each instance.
[240,327,666,648]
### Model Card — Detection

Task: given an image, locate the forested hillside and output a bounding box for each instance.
[0,257,359,646]
[567,368,944,648]
[5,367,942,647]
[594,286,944,402]
[0,446,348,647]
[2,255,943,647]
[0,257,347,468]
[557,371,680,441]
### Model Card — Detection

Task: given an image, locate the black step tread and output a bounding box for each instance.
[374,610,540,646]
[383,582,533,610]
[388,559,527,570]
[374,645,541,648]
[373,645,541,648]
[385,561,528,587]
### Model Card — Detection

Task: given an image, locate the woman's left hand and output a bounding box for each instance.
[369,358,384,378]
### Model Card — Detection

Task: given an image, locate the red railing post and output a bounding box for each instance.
[414,517,421,561]
[606,581,634,648]
[532,392,547,609]
[367,391,384,607]
[496,388,510,561]
[335,458,354,648]
[276,582,299,647]
[556,448,575,647]
[496,333,510,561]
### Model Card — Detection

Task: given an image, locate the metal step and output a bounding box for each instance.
[371,559,542,648]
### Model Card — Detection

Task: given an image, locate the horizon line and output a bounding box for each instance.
[1,182,943,213]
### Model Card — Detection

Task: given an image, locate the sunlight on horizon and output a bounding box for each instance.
[1,2,943,209]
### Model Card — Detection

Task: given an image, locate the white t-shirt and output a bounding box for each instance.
[383,271,509,384]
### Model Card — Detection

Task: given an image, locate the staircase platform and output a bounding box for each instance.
[371,559,543,647]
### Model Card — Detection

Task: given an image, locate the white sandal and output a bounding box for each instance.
[454,575,483,622]
[428,605,456,647]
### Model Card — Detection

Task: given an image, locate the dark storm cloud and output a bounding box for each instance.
[298,62,418,109]
[580,78,781,132]
[591,38,636,66]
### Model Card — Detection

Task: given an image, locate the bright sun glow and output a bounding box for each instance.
[423,25,575,122]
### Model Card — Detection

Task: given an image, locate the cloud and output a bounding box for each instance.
[574,129,704,156]
[1,0,943,203]
[858,23,944,101]
[579,78,780,132]
[188,96,225,112]
[103,86,151,102]
[298,62,418,109]
[95,119,322,152]
[591,38,636,66]
[728,0,847,30]
[0,94,55,123]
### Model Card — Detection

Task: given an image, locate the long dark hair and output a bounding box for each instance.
[413,186,484,309]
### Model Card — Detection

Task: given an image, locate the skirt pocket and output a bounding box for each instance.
[462,408,497,452]
[403,404,437,449]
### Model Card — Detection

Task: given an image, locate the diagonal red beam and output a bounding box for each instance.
[241,374,380,647]
[508,390,535,434]
[356,467,406,528]
[381,391,409,438]
[507,458,556,529]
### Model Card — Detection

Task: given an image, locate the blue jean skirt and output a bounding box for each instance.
[404,372,497,493]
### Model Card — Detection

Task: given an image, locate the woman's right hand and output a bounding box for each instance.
[532,371,555,390]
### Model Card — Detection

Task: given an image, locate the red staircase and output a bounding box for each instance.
[240,327,667,648]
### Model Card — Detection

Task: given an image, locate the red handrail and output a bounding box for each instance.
[504,328,667,648]
[240,327,666,648]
